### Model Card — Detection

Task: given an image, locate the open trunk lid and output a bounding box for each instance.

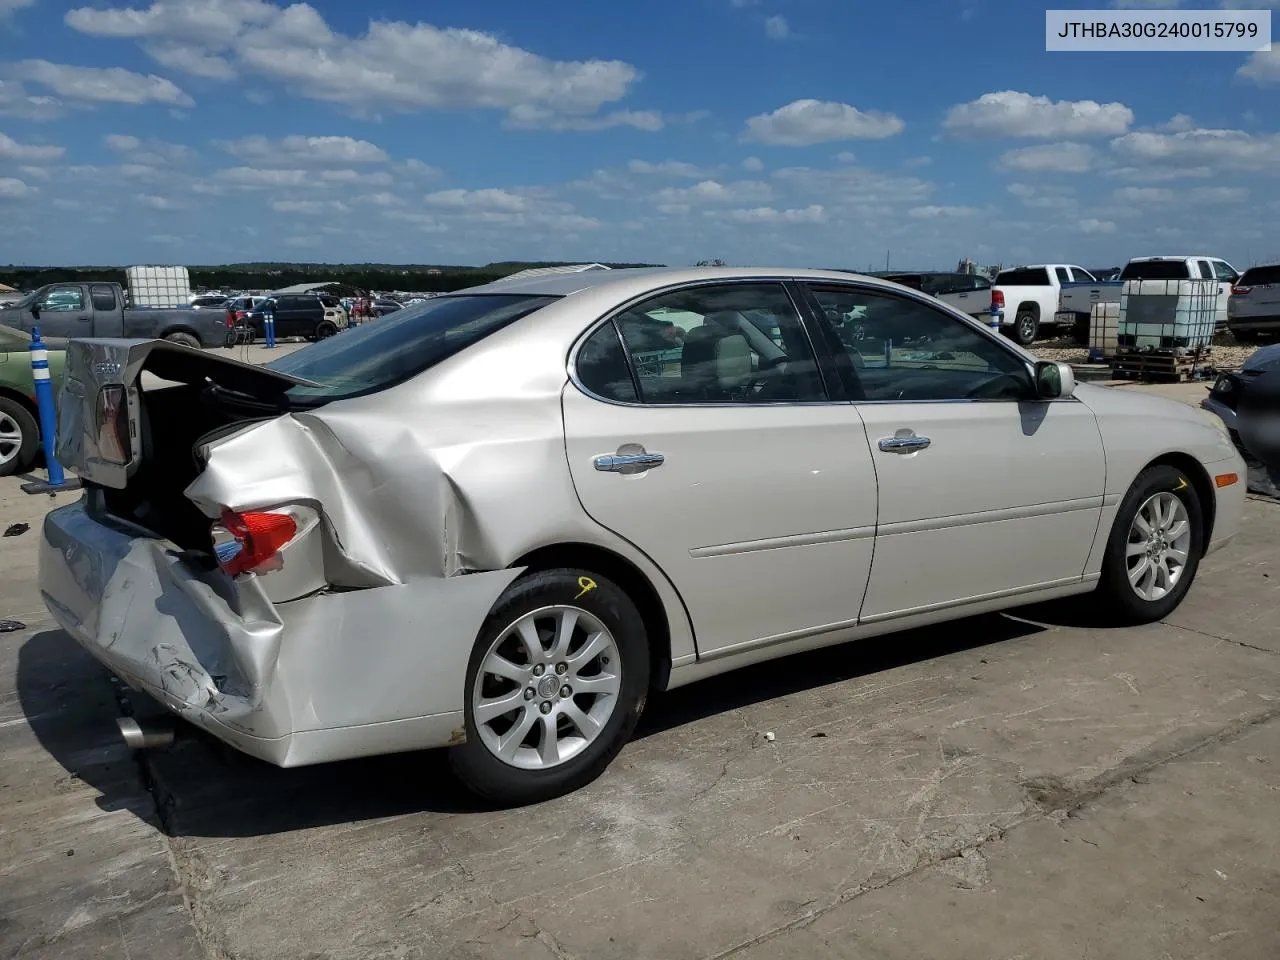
[57,338,321,489]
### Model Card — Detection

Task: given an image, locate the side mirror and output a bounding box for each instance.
[29,303,39,319]
[1034,360,1076,399]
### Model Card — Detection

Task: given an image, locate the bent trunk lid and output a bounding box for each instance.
[57,338,320,489]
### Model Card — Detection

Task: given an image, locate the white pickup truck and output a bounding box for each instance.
[991,264,1096,345]
[1057,256,1239,334]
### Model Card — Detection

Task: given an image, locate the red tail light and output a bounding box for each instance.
[992,289,1005,308]
[1232,286,1251,296]
[211,509,297,577]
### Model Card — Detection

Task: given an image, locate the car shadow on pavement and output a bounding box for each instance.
[19,612,1045,839]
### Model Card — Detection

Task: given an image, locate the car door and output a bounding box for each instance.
[33,284,91,338]
[561,280,879,659]
[798,282,1106,622]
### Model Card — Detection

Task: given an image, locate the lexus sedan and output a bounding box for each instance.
[40,267,1245,804]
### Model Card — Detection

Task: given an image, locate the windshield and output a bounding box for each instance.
[267,293,560,404]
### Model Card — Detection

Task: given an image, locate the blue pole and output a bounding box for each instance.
[264,303,276,349]
[29,326,64,487]
[990,298,1003,332]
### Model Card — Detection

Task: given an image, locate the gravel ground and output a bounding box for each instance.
[1030,331,1260,371]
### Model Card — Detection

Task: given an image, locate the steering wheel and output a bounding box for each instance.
[966,373,1026,400]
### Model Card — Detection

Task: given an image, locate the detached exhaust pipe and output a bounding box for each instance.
[116,716,175,750]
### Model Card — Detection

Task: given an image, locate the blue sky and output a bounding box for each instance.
[0,0,1278,269]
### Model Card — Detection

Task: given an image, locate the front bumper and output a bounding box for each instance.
[39,500,519,766]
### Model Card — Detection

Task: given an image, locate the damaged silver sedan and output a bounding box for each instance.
[39,267,1246,803]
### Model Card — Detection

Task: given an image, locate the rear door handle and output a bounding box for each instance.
[594,450,665,474]
[878,435,931,453]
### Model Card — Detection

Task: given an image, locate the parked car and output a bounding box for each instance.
[876,272,992,320]
[0,324,64,476]
[40,266,1245,804]
[1202,341,1280,433]
[1227,263,1280,342]
[992,264,1097,345]
[0,282,227,348]
[244,294,345,341]
[190,294,229,310]
[1059,257,1239,333]
[373,299,403,317]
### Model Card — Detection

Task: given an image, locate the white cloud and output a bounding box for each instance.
[741,156,764,172]
[835,150,857,163]
[1006,182,1077,211]
[1104,165,1213,181]
[653,179,774,205]
[0,81,63,121]
[1078,218,1117,234]
[271,198,349,215]
[424,188,531,212]
[944,91,1133,139]
[137,193,181,210]
[764,15,789,38]
[218,134,389,165]
[6,60,193,107]
[997,142,1098,173]
[0,132,64,162]
[1161,113,1196,132]
[215,166,312,187]
[1238,48,1280,84]
[66,1,649,128]
[105,133,191,164]
[904,156,932,168]
[1110,127,1280,172]
[18,165,51,180]
[628,159,715,177]
[0,177,34,199]
[715,204,826,223]
[0,0,34,15]
[1112,185,1249,204]
[908,205,978,218]
[401,158,442,178]
[504,106,663,131]
[743,99,905,146]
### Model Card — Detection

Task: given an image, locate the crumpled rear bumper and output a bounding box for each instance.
[39,499,520,766]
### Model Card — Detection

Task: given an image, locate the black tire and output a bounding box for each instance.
[315,321,338,340]
[163,331,201,350]
[0,396,39,477]
[1011,309,1039,346]
[1072,312,1090,346]
[1097,464,1204,625]
[1232,329,1260,344]
[448,568,650,805]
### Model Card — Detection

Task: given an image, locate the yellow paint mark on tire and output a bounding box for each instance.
[575,576,597,600]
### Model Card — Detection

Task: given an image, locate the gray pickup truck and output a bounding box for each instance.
[0,281,228,348]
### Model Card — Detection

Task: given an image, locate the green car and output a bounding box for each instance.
[0,324,66,477]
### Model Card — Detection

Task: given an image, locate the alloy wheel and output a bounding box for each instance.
[0,412,23,467]
[471,605,622,770]
[1125,491,1193,601]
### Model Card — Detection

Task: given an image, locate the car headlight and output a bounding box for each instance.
[1213,376,1233,395]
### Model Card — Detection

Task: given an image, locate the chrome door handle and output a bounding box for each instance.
[594,451,665,474]
[878,435,931,453]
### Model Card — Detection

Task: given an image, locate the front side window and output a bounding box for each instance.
[806,285,1031,403]
[1211,260,1238,282]
[603,283,825,404]
[39,286,84,312]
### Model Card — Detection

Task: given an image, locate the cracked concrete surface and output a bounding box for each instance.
[1,472,1279,958]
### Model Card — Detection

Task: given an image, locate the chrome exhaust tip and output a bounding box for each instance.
[116,716,175,750]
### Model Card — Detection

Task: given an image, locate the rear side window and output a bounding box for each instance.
[1054,267,1071,284]
[996,268,1050,287]
[1239,265,1280,286]
[90,284,117,311]
[1120,260,1190,281]
[271,294,559,404]
[576,322,639,403]
[1196,260,1213,280]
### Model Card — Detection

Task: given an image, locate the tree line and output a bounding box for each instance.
[0,261,664,294]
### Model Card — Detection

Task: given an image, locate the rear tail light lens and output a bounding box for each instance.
[211,509,298,577]
[992,289,1005,309]
[1232,286,1251,296]
[95,385,131,464]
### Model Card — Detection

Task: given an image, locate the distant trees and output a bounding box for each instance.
[695,259,728,267]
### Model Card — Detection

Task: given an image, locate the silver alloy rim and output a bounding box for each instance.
[472,605,621,770]
[1019,316,1035,342]
[0,412,23,466]
[1126,491,1193,602]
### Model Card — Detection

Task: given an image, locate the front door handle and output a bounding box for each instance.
[594,447,665,475]
[878,435,931,453]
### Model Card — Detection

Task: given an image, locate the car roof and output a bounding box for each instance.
[1128,255,1226,262]
[459,265,895,298]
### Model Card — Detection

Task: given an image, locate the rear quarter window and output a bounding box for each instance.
[996,268,1050,287]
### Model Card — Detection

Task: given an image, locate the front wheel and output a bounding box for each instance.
[0,397,38,477]
[1097,465,1204,624]
[449,568,649,805]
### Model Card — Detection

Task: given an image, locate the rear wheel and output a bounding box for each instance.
[1097,465,1204,624]
[1232,329,1260,344]
[1011,309,1039,346]
[163,332,201,350]
[449,568,649,805]
[0,397,38,477]
[315,320,338,340]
